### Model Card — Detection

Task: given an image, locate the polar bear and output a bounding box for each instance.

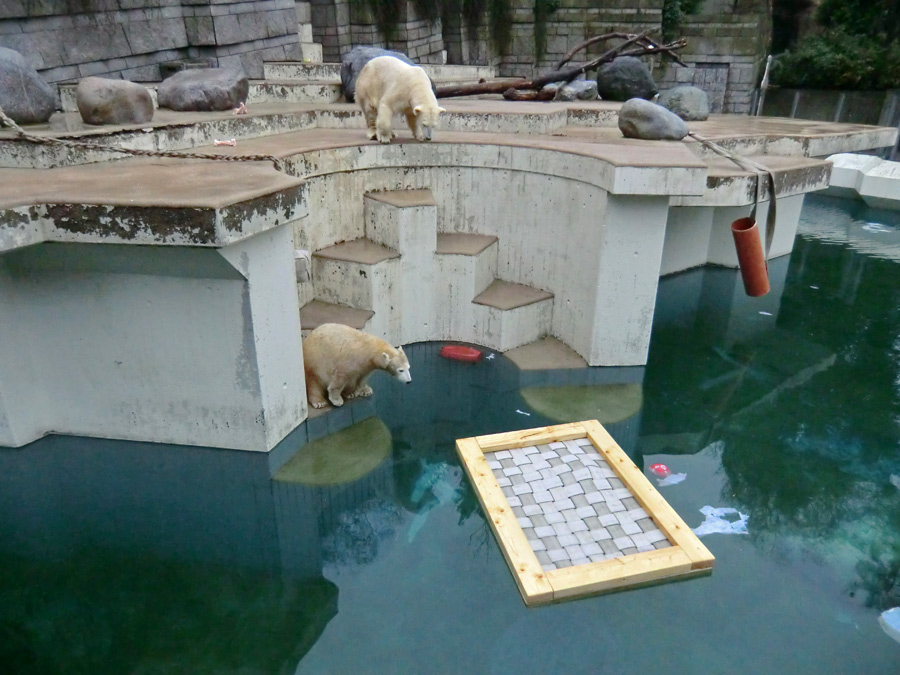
[355,55,446,144]
[302,323,411,408]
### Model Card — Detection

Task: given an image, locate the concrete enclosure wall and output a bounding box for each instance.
[308,0,771,114]
[0,0,301,84]
[288,141,688,367]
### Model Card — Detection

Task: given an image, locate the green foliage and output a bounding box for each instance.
[772,0,900,90]
[662,0,703,42]
[816,0,900,40]
[771,29,900,90]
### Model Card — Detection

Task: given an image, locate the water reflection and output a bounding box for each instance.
[2,194,900,672]
[641,194,900,613]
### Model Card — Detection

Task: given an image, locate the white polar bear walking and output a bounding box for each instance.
[355,55,446,144]
[302,323,412,408]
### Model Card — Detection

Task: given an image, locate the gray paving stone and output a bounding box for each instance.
[486,436,675,572]
[608,524,625,538]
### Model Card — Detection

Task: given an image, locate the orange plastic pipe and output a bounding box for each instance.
[731,217,770,297]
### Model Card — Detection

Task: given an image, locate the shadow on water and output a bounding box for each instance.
[1,194,899,673]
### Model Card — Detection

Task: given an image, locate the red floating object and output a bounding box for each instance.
[440,345,483,362]
[650,463,671,478]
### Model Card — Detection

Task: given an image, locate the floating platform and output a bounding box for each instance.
[456,420,714,605]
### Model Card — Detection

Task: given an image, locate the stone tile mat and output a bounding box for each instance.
[488,438,672,571]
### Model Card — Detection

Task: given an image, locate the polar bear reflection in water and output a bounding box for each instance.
[356,55,446,144]
[302,323,411,408]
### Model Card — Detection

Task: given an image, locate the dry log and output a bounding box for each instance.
[434,31,687,100]
[502,88,556,101]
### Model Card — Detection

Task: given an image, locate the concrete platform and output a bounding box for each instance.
[823,153,900,210]
[1,91,896,452]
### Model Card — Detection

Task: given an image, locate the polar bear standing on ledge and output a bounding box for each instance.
[302,323,412,408]
[355,55,446,144]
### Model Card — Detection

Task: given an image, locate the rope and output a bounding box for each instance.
[0,105,285,173]
[688,132,777,258]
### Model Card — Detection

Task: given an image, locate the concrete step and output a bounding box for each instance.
[298,42,324,64]
[265,62,341,81]
[299,299,374,335]
[364,189,437,344]
[262,61,496,84]
[434,232,499,342]
[311,238,401,340]
[248,80,341,104]
[472,279,555,352]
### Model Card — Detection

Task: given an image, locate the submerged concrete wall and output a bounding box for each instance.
[0,0,301,84]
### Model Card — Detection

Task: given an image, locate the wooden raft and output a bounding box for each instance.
[456,420,714,606]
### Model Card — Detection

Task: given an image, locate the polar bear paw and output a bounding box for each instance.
[348,385,374,399]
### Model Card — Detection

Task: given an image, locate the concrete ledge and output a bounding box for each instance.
[822,153,900,210]
[312,238,399,264]
[0,160,306,253]
[474,279,553,311]
[436,233,498,255]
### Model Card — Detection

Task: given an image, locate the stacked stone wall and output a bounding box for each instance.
[653,0,771,113]
[0,0,300,84]
[312,1,444,64]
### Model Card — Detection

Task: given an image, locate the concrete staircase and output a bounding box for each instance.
[299,188,554,351]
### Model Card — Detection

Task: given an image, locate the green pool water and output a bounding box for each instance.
[1,194,899,674]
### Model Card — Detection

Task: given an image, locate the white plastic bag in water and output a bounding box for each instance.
[692,505,749,536]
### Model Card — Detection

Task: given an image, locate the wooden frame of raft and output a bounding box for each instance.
[456,420,714,605]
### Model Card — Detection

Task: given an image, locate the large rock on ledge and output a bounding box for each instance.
[597,56,657,102]
[658,85,710,121]
[157,68,248,112]
[618,98,689,141]
[76,77,154,125]
[341,46,418,102]
[0,46,56,124]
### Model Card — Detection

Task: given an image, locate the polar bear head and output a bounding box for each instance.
[413,102,446,141]
[380,345,412,383]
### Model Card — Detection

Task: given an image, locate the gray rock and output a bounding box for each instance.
[596,56,657,102]
[555,79,599,102]
[76,77,154,126]
[618,97,689,141]
[658,85,710,121]
[341,46,417,102]
[157,68,248,112]
[0,46,56,124]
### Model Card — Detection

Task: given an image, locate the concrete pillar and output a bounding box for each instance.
[0,225,306,452]
[586,195,670,366]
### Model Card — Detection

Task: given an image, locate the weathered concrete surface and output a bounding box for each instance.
[0,225,306,451]
[0,159,306,252]
[824,153,900,211]
[1,97,897,451]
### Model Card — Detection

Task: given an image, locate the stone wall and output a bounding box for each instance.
[305,0,770,114]
[0,0,301,84]
[311,0,444,64]
[653,0,771,113]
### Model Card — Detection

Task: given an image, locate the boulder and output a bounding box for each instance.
[0,46,56,124]
[76,77,154,126]
[618,98,689,141]
[553,79,599,102]
[596,56,657,102]
[341,46,417,102]
[658,85,710,121]
[157,68,248,112]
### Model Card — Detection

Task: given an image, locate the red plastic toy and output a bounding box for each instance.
[440,345,483,362]
[649,463,671,478]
